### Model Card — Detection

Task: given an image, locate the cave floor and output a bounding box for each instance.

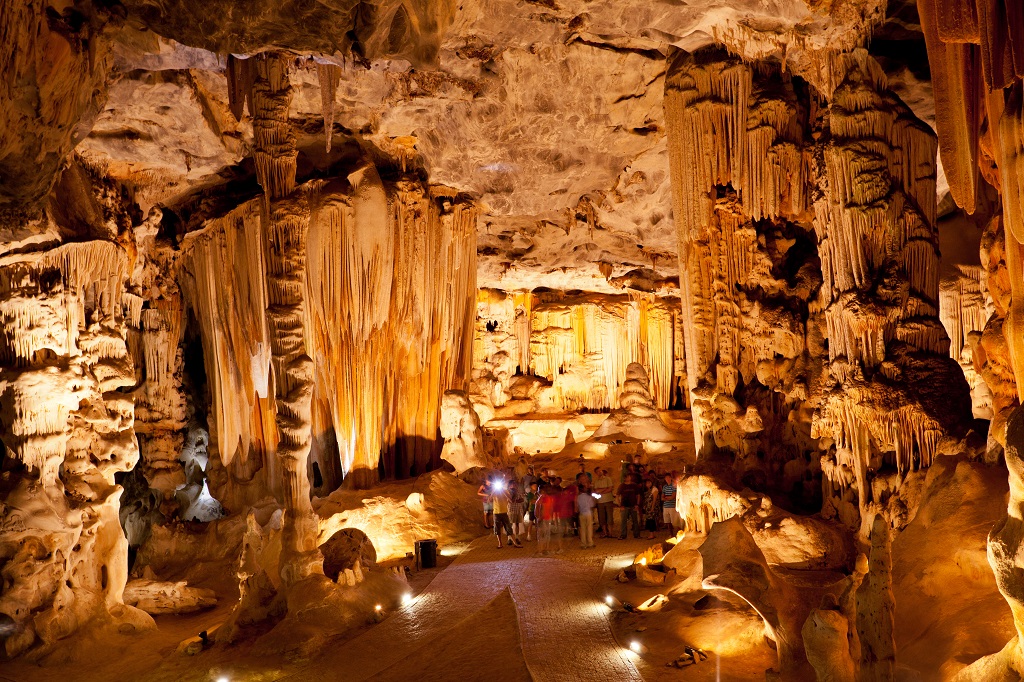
[4,531,769,682]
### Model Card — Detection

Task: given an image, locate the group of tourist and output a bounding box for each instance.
[477,454,683,553]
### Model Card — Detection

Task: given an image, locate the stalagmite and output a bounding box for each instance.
[439,390,486,474]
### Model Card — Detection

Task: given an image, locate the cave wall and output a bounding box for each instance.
[472,288,684,414]
[665,47,972,528]
[0,238,147,656]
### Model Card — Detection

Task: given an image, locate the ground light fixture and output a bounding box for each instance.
[374,604,382,612]
[402,593,414,606]
[629,641,642,653]
[605,595,613,605]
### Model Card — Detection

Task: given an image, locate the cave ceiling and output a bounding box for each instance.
[6,0,924,295]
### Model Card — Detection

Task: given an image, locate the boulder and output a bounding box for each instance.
[321,528,377,582]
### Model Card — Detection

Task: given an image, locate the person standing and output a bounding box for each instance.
[593,467,615,538]
[477,475,494,529]
[524,481,540,541]
[662,472,681,531]
[576,481,598,548]
[536,483,559,554]
[522,465,538,492]
[616,474,642,539]
[491,481,522,549]
[642,479,660,539]
[508,483,526,541]
[564,476,581,537]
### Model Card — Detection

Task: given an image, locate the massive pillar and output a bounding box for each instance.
[811,52,970,530]
[665,47,970,520]
[663,47,819,476]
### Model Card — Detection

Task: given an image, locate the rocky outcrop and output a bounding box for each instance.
[439,390,486,474]
[0,239,152,656]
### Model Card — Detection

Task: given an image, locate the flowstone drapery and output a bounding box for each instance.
[473,289,684,413]
[665,47,971,527]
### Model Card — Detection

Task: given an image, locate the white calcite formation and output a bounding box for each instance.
[0,238,153,656]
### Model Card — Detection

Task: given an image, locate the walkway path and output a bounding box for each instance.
[283,535,652,682]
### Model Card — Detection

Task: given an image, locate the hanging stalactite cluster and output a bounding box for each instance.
[473,288,683,414]
[664,46,972,528]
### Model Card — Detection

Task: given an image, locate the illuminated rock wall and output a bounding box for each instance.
[917,3,1024,677]
[0,239,149,656]
[665,47,971,523]
[473,289,683,413]
[180,176,476,497]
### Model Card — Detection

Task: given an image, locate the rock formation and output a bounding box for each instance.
[3,0,1024,678]
[473,289,684,414]
[439,390,486,474]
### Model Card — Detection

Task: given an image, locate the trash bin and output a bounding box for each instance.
[415,539,438,569]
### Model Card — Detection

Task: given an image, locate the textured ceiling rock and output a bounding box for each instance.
[0,0,123,209]
[77,68,246,212]
[120,0,456,66]
[70,0,889,294]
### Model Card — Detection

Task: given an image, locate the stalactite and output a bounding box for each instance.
[1000,84,1024,398]
[524,293,679,412]
[179,200,272,482]
[316,62,342,153]
[249,53,297,201]
[226,54,256,122]
[940,265,993,417]
[664,47,808,457]
[304,174,477,489]
[918,0,983,214]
